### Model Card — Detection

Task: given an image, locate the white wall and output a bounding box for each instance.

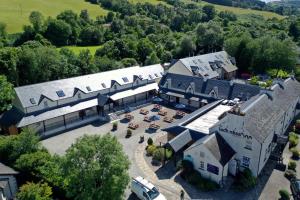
[168,61,192,76]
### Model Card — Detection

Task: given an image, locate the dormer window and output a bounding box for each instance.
[30,98,36,105]
[44,101,48,108]
[154,73,159,78]
[138,75,143,80]
[56,90,65,97]
[86,86,91,92]
[122,77,129,83]
[101,83,106,88]
[149,75,153,79]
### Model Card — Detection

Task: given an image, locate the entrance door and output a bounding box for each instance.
[228,159,237,176]
[176,97,179,103]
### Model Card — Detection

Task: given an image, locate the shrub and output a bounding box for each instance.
[184,170,219,191]
[152,147,173,161]
[147,137,153,146]
[249,76,259,85]
[233,168,257,191]
[181,159,194,179]
[112,122,118,130]
[126,129,132,138]
[284,170,296,180]
[291,148,300,159]
[288,161,297,171]
[279,189,290,200]
[289,132,299,148]
[146,145,156,156]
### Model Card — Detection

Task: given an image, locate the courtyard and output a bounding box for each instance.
[42,102,299,200]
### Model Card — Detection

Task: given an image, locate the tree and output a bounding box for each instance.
[44,19,72,46]
[0,75,14,112]
[17,182,52,200]
[77,50,98,74]
[0,22,7,46]
[29,11,44,33]
[177,37,196,58]
[202,5,216,22]
[145,52,160,65]
[0,47,20,85]
[289,21,300,41]
[137,38,155,63]
[61,134,130,200]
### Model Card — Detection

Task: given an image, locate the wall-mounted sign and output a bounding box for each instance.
[219,126,252,140]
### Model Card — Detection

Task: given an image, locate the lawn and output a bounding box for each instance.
[58,45,102,56]
[0,0,108,33]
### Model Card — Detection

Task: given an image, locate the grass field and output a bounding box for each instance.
[0,0,108,33]
[58,45,102,55]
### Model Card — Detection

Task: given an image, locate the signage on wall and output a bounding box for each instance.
[219,126,252,140]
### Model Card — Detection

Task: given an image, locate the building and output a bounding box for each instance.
[168,51,237,80]
[159,73,261,110]
[0,65,164,137]
[0,163,18,200]
[164,77,300,185]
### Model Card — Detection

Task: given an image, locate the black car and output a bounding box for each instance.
[291,179,300,200]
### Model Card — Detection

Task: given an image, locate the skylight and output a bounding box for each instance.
[56,90,65,97]
[86,86,91,91]
[122,77,129,83]
[149,75,153,79]
[101,83,106,88]
[30,98,36,105]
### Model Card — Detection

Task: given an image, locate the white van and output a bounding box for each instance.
[131,176,166,200]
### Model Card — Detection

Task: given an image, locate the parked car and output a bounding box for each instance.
[131,176,166,200]
[291,179,300,200]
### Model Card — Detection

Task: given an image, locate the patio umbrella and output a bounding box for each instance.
[175,103,186,109]
[152,96,163,102]
[150,115,160,121]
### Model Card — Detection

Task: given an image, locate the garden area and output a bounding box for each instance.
[145,137,173,166]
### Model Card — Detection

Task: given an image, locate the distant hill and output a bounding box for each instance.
[271,0,300,8]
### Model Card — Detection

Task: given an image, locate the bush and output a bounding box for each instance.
[184,170,219,191]
[152,147,172,161]
[289,132,299,148]
[181,159,194,178]
[288,161,297,171]
[112,122,118,130]
[284,169,296,180]
[147,137,153,146]
[146,145,156,156]
[291,148,300,159]
[126,129,132,138]
[279,189,290,200]
[233,168,257,191]
[249,76,259,85]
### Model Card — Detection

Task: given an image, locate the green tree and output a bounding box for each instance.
[0,75,14,112]
[202,5,216,21]
[0,47,20,85]
[45,19,72,46]
[145,52,160,65]
[178,37,196,57]
[17,182,52,200]
[61,134,130,200]
[137,38,155,63]
[29,11,44,33]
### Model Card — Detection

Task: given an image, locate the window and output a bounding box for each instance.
[56,90,65,97]
[242,156,250,168]
[114,85,117,89]
[44,101,48,108]
[122,77,129,83]
[149,75,153,79]
[200,151,205,158]
[101,83,106,88]
[244,140,252,150]
[86,86,91,91]
[199,161,205,170]
[154,73,159,77]
[207,163,219,175]
[30,98,36,105]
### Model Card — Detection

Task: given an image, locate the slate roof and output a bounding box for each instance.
[15,64,164,108]
[167,129,193,152]
[187,133,235,166]
[0,163,18,175]
[160,73,261,101]
[241,78,300,143]
[178,51,237,79]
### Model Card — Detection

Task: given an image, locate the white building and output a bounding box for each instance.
[168,51,237,80]
[164,77,300,185]
[0,65,164,137]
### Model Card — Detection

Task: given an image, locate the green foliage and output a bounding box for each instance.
[289,132,299,148]
[126,129,132,138]
[288,160,297,171]
[267,69,289,79]
[284,169,296,180]
[112,121,118,130]
[147,137,153,146]
[0,75,14,112]
[152,147,172,161]
[61,134,130,200]
[184,170,219,191]
[233,168,257,191]
[17,182,52,200]
[146,145,157,156]
[279,189,290,200]
[291,148,300,159]
[249,76,259,85]
[0,128,40,165]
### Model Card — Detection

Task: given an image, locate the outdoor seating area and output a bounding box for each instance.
[174,110,186,118]
[149,123,160,130]
[158,110,167,116]
[153,104,162,110]
[128,122,139,130]
[124,114,134,121]
[163,117,173,123]
[140,109,149,115]
[144,116,152,122]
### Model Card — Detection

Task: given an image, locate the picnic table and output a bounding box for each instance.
[128,122,139,130]
[163,116,174,123]
[149,123,160,130]
[140,109,149,115]
[174,110,185,118]
[124,114,134,121]
[144,116,151,122]
[153,104,162,110]
[158,110,167,116]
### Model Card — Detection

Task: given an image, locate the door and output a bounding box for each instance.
[228,159,237,176]
[176,97,179,103]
